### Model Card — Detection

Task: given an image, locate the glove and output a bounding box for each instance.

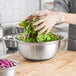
[35,10,51,16]
[34,10,65,34]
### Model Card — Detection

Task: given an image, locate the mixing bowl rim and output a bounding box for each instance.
[15,34,63,45]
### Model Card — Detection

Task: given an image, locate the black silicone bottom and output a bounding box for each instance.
[25,57,53,62]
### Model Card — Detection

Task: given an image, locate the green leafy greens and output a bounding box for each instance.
[18,15,59,42]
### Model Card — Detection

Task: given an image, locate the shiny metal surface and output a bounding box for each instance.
[16,26,24,34]
[0,59,19,76]
[4,35,17,48]
[16,35,63,61]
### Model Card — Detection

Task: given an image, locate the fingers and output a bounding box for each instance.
[39,15,46,19]
[34,23,45,31]
[38,27,48,34]
[35,11,46,16]
[45,28,51,35]
[35,11,42,16]
[35,10,50,16]
[34,19,44,25]
[45,23,55,35]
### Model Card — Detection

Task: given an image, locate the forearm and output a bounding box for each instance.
[64,13,76,25]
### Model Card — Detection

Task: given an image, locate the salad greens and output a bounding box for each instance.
[18,15,59,42]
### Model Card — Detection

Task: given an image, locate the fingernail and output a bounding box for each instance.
[44,33,46,35]
[34,23,37,25]
[38,32,40,34]
[33,23,35,25]
[45,32,48,35]
[34,29,36,31]
[34,28,37,31]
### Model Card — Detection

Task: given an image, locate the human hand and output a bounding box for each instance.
[34,11,65,34]
[35,10,51,16]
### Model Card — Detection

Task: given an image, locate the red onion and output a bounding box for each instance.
[0,59,15,68]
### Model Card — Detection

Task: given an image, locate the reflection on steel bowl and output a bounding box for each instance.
[16,26,24,34]
[16,34,63,61]
[3,35,17,49]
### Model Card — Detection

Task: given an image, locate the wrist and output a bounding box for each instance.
[64,13,70,23]
[57,12,65,23]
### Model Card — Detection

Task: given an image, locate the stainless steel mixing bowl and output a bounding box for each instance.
[16,35,63,61]
[0,59,19,76]
[4,35,17,49]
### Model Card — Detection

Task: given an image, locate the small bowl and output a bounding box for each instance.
[0,59,19,76]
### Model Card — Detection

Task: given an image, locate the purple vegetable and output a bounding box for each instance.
[0,59,15,68]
